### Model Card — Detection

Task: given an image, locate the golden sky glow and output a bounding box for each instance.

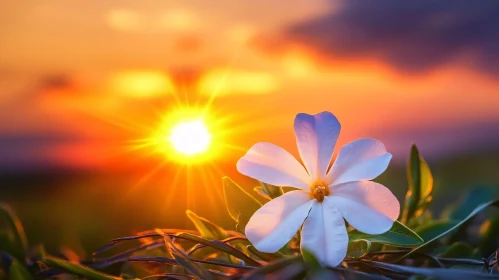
[198,69,279,96]
[1,0,499,234]
[107,70,175,98]
[1,0,499,181]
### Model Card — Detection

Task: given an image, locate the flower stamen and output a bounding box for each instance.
[311,184,330,202]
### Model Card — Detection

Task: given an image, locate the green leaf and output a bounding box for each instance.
[259,182,284,199]
[253,186,271,200]
[407,209,433,229]
[247,245,285,262]
[241,256,304,280]
[222,176,262,232]
[407,276,428,280]
[253,182,284,201]
[398,200,499,261]
[349,221,424,247]
[185,210,228,240]
[300,248,321,270]
[479,213,499,256]
[308,268,342,280]
[403,145,433,224]
[0,203,28,260]
[438,242,474,258]
[9,259,33,280]
[30,244,47,260]
[43,257,119,280]
[444,187,495,220]
[415,220,459,241]
[340,269,389,280]
[155,229,215,280]
[448,264,485,273]
[347,239,371,259]
[370,261,495,280]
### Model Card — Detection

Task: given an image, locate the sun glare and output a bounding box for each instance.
[169,120,211,155]
[141,106,225,164]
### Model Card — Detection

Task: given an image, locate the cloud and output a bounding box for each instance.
[380,119,499,161]
[106,70,175,99]
[0,132,76,171]
[270,0,499,74]
[158,9,200,32]
[197,69,279,96]
[107,9,145,32]
[106,8,200,33]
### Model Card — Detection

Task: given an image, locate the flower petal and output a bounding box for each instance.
[245,190,313,252]
[294,112,341,180]
[301,198,348,267]
[326,138,391,185]
[237,142,311,189]
[329,181,400,234]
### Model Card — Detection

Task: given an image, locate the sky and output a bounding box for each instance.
[1,0,499,174]
[2,0,499,246]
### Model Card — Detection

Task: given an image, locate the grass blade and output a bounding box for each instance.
[176,232,261,267]
[9,259,33,280]
[155,229,215,280]
[186,210,229,240]
[0,203,28,260]
[43,256,120,280]
[349,221,423,247]
[398,200,499,261]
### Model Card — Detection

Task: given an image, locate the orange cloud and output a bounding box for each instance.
[107,9,144,32]
[107,70,175,99]
[159,9,199,32]
[106,8,200,33]
[197,69,279,96]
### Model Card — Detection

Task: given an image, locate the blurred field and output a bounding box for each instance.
[1,149,498,256]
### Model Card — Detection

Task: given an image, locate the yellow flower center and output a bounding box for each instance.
[311,183,330,202]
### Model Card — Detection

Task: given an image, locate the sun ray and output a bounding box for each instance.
[206,161,228,203]
[202,34,248,113]
[84,43,257,221]
[133,160,169,189]
[197,165,217,211]
[163,164,186,215]
[118,94,243,219]
[84,108,155,134]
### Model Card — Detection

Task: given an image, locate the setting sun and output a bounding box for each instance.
[169,120,211,155]
[137,105,230,164]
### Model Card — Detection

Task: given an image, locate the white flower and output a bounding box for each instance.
[236,111,400,267]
